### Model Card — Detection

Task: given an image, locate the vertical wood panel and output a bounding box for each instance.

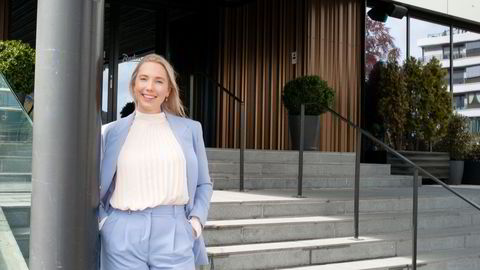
[0,0,9,40]
[217,0,361,152]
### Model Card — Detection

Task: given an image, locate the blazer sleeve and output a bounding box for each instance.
[188,121,213,226]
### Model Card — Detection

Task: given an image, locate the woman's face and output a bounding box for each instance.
[133,62,171,114]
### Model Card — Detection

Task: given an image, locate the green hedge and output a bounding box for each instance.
[0,40,36,98]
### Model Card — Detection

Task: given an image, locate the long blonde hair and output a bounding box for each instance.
[129,54,186,117]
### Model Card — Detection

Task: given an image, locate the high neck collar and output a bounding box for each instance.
[134,110,166,123]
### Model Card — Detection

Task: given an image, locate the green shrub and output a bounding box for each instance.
[377,59,408,149]
[438,114,472,160]
[283,75,335,115]
[0,40,36,102]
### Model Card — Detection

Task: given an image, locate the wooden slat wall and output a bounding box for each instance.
[0,0,9,41]
[217,0,361,151]
[306,0,361,151]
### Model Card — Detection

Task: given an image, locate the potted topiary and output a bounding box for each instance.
[283,75,335,150]
[440,113,472,185]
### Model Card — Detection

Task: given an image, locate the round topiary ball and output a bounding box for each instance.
[283,75,335,115]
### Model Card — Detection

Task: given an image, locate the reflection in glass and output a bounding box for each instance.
[410,18,449,65]
[448,28,480,132]
[365,8,406,76]
[0,72,32,195]
[102,66,109,123]
[117,59,139,119]
[0,73,33,143]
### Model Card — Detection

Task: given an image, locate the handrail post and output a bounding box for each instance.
[354,127,361,239]
[298,104,305,197]
[240,103,245,191]
[189,74,194,119]
[412,168,419,270]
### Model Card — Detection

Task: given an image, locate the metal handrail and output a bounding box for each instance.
[189,73,246,191]
[297,103,480,270]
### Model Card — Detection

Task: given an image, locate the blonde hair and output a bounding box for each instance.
[129,54,186,117]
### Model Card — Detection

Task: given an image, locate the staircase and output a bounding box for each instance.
[1,147,480,269]
[205,149,480,270]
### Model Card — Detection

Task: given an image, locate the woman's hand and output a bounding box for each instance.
[189,216,203,239]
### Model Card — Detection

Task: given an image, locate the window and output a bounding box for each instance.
[452,68,465,84]
[468,92,480,108]
[467,41,480,57]
[470,117,480,134]
[466,65,480,79]
[410,18,449,65]
[453,94,466,110]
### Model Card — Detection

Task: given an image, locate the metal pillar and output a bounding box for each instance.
[297,104,305,197]
[412,168,419,270]
[354,127,361,239]
[30,0,104,269]
[107,2,119,122]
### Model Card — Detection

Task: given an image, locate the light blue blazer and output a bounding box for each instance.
[98,111,213,265]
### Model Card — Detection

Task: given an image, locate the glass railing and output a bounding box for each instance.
[0,72,33,264]
[0,73,33,143]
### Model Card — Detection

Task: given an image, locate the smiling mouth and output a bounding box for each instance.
[142,94,157,100]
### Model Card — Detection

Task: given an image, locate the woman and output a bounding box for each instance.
[98,54,212,269]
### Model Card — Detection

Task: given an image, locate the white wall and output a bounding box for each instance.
[394,0,480,24]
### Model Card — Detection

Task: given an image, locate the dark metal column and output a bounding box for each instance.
[30,0,104,269]
[107,2,119,122]
[449,25,454,97]
[406,13,410,58]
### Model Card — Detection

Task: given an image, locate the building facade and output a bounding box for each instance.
[1,0,480,150]
[418,30,480,133]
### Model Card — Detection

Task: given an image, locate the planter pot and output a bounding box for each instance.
[448,160,464,185]
[288,114,321,150]
[462,160,480,185]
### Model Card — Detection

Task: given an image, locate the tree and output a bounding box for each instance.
[377,59,409,149]
[365,17,397,75]
[403,57,424,149]
[418,58,451,149]
[0,40,36,105]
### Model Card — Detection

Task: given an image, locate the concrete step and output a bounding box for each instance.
[207,225,480,270]
[9,216,480,270]
[206,149,356,164]
[0,173,31,183]
[0,156,31,173]
[0,182,31,192]
[0,173,32,193]
[208,189,479,220]
[0,142,32,157]
[204,210,480,246]
[212,175,416,190]
[208,163,391,177]
[282,247,480,270]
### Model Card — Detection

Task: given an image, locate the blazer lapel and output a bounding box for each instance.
[165,112,192,200]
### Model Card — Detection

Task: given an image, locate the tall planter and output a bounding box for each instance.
[288,115,320,150]
[282,75,335,151]
[448,160,464,185]
[462,160,480,185]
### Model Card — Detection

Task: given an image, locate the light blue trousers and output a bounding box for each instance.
[100,205,195,270]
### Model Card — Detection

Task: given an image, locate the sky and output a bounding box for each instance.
[383,15,450,61]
